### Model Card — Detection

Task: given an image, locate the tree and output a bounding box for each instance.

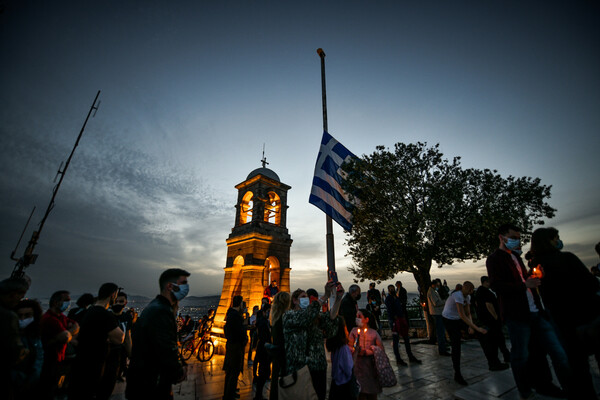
[342,142,555,296]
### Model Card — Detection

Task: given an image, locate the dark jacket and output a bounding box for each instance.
[126,295,183,399]
[384,294,405,320]
[340,293,358,331]
[486,248,543,322]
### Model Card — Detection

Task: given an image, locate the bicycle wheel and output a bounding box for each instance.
[180,339,196,360]
[197,339,215,362]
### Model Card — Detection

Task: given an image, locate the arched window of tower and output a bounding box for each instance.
[264,191,281,225]
[240,191,254,224]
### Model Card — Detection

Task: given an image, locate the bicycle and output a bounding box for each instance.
[180,328,215,362]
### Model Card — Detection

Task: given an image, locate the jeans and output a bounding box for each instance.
[432,314,447,353]
[505,312,571,397]
[443,317,465,374]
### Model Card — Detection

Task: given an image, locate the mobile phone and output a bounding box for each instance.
[328,269,338,284]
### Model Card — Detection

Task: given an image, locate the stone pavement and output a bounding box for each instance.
[111,338,600,400]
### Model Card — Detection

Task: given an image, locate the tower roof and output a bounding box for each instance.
[246,167,280,182]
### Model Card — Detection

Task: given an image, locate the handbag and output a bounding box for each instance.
[278,364,318,400]
[372,346,397,387]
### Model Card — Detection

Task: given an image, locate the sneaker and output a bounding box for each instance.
[396,359,407,366]
[489,362,510,371]
[454,373,468,386]
[409,357,422,364]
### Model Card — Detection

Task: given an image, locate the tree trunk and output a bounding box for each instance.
[412,259,433,340]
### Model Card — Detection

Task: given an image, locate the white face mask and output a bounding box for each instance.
[19,317,34,329]
[299,297,310,309]
[355,318,363,328]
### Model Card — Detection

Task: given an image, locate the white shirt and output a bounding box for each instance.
[442,291,470,320]
[510,253,538,313]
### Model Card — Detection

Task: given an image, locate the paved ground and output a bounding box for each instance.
[111,338,600,400]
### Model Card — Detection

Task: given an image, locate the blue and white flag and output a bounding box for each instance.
[309,131,358,231]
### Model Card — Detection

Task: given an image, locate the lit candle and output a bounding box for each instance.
[354,329,361,350]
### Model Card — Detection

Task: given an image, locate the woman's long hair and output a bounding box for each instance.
[326,316,348,352]
[359,308,378,330]
[270,291,291,326]
[530,227,559,257]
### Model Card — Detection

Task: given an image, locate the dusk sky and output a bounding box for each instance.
[1,1,598,299]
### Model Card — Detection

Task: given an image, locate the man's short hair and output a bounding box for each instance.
[159,268,191,291]
[232,295,243,308]
[480,276,490,285]
[306,288,319,298]
[50,290,70,306]
[395,281,402,286]
[0,277,29,295]
[369,282,376,288]
[76,293,95,308]
[117,291,128,300]
[498,223,521,235]
[348,284,361,295]
[98,283,119,300]
[463,281,475,290]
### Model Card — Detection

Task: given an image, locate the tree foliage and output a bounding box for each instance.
[342,142,555,293]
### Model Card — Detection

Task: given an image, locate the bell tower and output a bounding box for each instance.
[212,165,292,337]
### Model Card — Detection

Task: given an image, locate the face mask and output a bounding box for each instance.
[60,301,71,313]
[112,304,125,313]
[504,237,521,251]
[555,240,563,250]
[299,297,310,309]
[19,317,34,329]
[355,318,363,327]
[371,300,376,305]
[172,283,190,301]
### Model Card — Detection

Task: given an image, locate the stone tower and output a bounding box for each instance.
[212,166,292,338]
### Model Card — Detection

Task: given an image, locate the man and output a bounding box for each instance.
[69,283,124,400]
[366,282,382,332]
[40,290,80,399]
[223,295,247,400]
[427,279,449,356]
[474,276,510,370]
[395,280,408,317]
[442,281,487,385]
[385,285,420,365]
[487,223,571,399]
[0,277,29,400]
[97,291,133,399]
[340,284,361,331]
[126,268,190,400]
[263,280,279,303]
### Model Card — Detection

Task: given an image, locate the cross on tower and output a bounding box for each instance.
[261,144,269,168]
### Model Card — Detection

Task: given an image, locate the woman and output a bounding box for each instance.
[530,227,600,399]
[348,309,382,400]
[441,281,487,385]
[282,282,344,400]
[326,317,357,400]
[384,285,420,365]
[11,299,44,399]
[269,291,290,400]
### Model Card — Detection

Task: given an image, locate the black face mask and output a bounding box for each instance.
[112,304,125,313]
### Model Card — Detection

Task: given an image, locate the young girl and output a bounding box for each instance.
[348,309,384,400]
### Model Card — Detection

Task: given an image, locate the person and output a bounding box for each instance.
[385,285,420,366]
[487,223,571,399]
[326,316,357,400]
[97,291,133,399]
[283,282,344,400]
[268,291,290,400]
[530,227,600,399]
[366,283,382,333]
[263,280,279,303]
[126,268,190,400]
[11,299,44,399]
[1,278,31,400]
[223,295,247,400]
[395,281,408,317]
[426,279,449,356]
[349,309,383,400]
[439,280,450,300]
[69,283,125,400]
[253,308,272,400]
[248,305,259,367]
[40,290,79,399]
[67,293,95,324]
[474,276,510,370]
[340,284,361,331]
[442,281,487,385]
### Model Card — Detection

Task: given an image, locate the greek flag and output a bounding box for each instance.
[309,131,357,231]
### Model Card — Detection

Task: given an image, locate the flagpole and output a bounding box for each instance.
[317,48,336,274]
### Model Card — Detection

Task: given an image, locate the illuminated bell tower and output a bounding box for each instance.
[213,163,292,338]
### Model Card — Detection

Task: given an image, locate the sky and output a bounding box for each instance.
[1,1,598,299]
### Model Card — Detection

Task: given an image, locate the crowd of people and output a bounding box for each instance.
[2,224,599,400]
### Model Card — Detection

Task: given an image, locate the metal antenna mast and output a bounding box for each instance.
[10,90,101,278]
